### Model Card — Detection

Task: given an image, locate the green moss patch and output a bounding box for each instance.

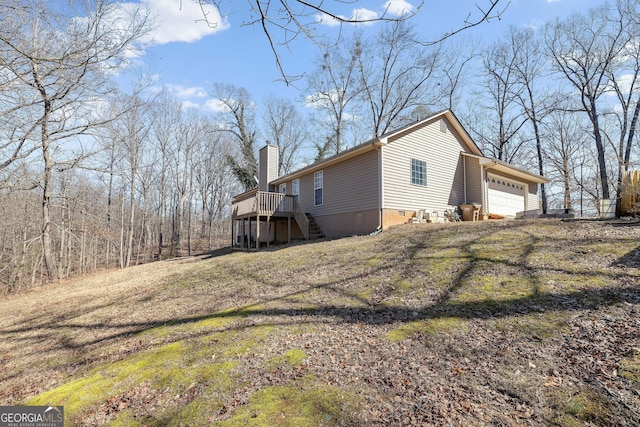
[28,339,239,424]
[619,353,640,383]
[562,389,610,424]
[449,274,536,304]
[493,312,570,339]
[217,380,358,427]
[27,319,274,425]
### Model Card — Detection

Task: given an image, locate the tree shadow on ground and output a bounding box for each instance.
[612,245,640,268]
[5,220,639,354]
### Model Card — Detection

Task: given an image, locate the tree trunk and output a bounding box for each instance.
[41,100,56,281]
[589,98,610,200]
[126,178,135,268]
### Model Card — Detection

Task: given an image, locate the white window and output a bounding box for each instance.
[279,183,286,194]
[292,179,299,202]
[411,158,427,186]
[314,171,323,206]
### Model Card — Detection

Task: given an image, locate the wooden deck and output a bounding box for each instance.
[232,190,295,218]
[231,190,310,247]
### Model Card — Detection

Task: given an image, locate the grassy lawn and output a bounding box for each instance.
[1,219,639,426]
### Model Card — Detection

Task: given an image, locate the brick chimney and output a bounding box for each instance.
[258,144,279,192]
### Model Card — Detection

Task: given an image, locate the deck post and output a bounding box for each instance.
[240,218,244,249]
[288,215,291,244]
[231,217,235,248]
[266,216,271,249]
[256,215,260,251]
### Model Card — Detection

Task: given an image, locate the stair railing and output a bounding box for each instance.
[292,199,309,239]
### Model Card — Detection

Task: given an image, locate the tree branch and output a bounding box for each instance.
[421,0,510,46]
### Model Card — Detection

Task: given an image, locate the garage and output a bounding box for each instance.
[487,173,526,217]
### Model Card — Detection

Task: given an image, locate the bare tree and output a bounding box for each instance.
[508,26,556,213]
[119,96,153,268]
[213,83,259,191]
[543,110,589,213]
[0,0,149,281]
[192,128,235,247]
[471,34,528,162]
[263,96,309,173]
[357,21,444,137]
[606,0,640,216]
[170,110,200,255]
[198,1,508,83]
[438,37,480,111]
[545,2,630,201]
[305,36,363,159]
[149,93,182,259]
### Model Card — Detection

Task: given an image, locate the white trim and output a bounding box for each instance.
[314,170,323,206]
[292,178,299,202]
[410,158,427,186]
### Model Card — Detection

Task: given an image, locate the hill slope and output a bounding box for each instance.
[1,220,640,426]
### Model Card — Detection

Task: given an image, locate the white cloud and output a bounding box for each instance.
[165,83,207,99]
[315,7,379,27]
[314,1,418,27]
[304,91,340,109]
[351,8,379,22]
[315,12,343,27]
[181,100,200,110]
[547,0,562,3]
[524,19,544,30]
[608,73,636,96]
[142,0,229,45]
[383,0,415,17]
[203,98,229,112]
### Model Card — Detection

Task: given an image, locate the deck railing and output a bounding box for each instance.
[233,191,295,218]
[257,192,294,215]
[232,190,313,244]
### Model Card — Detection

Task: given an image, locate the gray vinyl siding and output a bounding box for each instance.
[527,183,540,210]
[463,156,483,206]
[382,118,472,211]
[282,150,380,216]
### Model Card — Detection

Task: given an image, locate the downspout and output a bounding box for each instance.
[463,154,467,203]
[378,143,384,230]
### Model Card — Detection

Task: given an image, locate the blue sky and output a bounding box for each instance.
[130,0,607,113]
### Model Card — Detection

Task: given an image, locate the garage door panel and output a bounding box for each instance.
[487,174,525,217]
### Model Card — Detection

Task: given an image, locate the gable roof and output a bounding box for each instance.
[271,109,480,185]
[271,109,548,185]
[378,109,483,156]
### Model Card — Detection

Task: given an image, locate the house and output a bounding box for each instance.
[231,109,548,248]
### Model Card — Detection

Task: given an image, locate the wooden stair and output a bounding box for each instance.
[305,213,325,239]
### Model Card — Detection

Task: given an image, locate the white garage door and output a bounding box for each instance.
[487,173,526,217]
